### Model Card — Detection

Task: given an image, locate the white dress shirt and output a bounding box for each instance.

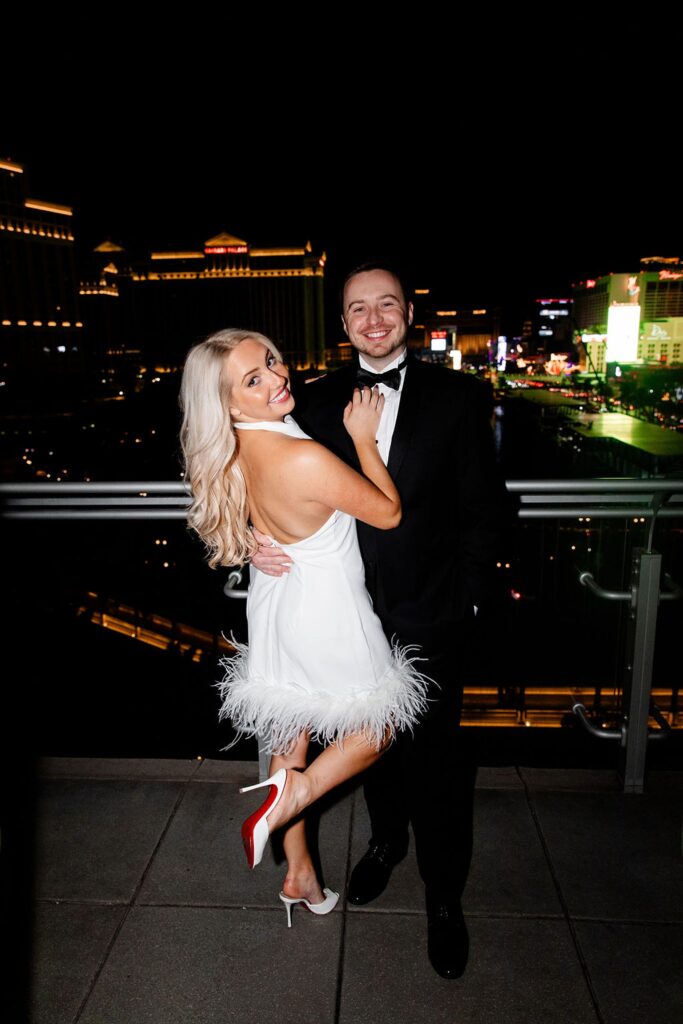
[357,348,408,465]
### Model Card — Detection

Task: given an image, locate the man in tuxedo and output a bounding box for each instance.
[252,263,505,978]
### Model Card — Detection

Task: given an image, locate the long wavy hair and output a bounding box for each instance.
[179,328,284,568]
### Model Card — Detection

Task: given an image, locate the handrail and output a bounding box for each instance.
[2,479,682,520]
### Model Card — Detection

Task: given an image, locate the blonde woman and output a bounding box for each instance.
[180,329,428,927]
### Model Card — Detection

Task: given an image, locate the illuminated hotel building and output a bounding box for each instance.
[533,298,572,354]
[422,306,502,362]
[81,232,327,368]
[573,258,683,372]
[0,158,82,384]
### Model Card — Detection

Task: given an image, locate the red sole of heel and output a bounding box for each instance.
[242,829,254,869]
[240,781,279,869]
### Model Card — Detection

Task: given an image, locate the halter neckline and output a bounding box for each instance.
[233,415,309,439]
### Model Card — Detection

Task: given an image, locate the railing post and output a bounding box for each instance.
[619,549,662,794]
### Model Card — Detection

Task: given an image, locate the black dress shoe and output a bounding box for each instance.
[426,892,469,979]
[347,839,408,905]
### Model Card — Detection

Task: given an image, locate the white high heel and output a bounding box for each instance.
[239,768,288,869]
[278,888,340,928]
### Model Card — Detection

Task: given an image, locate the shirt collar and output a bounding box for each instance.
[357,347,408,376]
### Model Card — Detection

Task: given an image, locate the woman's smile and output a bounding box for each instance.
[270,384,291,405]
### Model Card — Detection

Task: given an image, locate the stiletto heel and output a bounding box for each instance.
[278,888,339,927]
[283,900,293,928]
[239,768,288,869]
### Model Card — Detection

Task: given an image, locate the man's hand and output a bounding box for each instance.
[250,527,292,577]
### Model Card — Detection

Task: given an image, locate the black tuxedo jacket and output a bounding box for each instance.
[294,355,507,652]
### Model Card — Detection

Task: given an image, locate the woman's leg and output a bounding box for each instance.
[267,730,390,836]
[269,733,325,903]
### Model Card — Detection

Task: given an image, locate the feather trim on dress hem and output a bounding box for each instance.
[217,636,432,756]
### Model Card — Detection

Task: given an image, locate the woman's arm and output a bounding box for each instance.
[292,387,401,530]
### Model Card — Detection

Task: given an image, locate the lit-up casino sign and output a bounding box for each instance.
[643,322,671,341]
[204,245,248,254]
[430,330,448,352]
[496,336,507,370]
[606,304,640,362]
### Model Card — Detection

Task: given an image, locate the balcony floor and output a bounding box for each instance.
[13,758,683,1023]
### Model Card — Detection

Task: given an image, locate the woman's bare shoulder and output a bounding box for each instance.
[275,436,347,487]
[282,436,335,467]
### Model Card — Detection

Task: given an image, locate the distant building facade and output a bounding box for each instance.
[573,257,683,372]
[533,298,573,354]
[0,157,83,390]
[81,232,327,368]
[421,306,502,364]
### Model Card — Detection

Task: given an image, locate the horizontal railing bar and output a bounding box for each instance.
[2,480,683,522]
[2,510,188,520]
[519,493,683,505]
[518,508,682,519]
[5,496,189,508]
[0,481,189,495]
[4,507,682,522]
[2,479,683,496]
[506,480,683,494]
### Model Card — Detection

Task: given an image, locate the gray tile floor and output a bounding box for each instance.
[19,759,683,1023]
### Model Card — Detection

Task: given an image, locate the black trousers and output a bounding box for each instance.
[362,644,476,900]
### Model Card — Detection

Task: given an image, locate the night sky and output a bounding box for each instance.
[6,103,680,335]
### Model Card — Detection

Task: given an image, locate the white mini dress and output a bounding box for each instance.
[217,416,430,755]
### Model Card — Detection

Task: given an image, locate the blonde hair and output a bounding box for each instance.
[179,328,284,568]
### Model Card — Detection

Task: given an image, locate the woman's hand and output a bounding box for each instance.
[343,386,384,444]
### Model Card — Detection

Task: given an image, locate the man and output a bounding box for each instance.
[252,262,506,978]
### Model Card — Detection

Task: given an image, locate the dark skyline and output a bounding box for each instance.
[5,131,681,333]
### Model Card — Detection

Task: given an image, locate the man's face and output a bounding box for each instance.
[341,269,413,368]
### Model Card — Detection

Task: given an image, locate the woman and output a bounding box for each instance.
[179,328,428,926]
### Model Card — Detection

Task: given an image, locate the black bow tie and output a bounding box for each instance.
[356,357,407,391]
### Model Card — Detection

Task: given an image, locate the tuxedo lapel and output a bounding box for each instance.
[387,356,423,480]
[303,363,358,464]
[328,364,358,462]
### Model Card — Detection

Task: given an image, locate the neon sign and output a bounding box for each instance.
[204,246,248,255]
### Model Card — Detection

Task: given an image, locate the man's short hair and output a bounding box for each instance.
[340,260,411,311]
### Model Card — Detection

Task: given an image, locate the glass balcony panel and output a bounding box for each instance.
[3,498,680,768]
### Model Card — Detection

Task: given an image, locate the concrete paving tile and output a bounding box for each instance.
[531,791,683,921]
[35,780,184,902]
[464,790,562,916]
[640,770,683,795]
[38,757,200,781]
[339,914,597,1024]
[194,757,258,782]
[30,902,125,1024]
[520,768,622,793]
[138,773,353,907]
[79,905,342,1024]
[575,920,683,1024]
[348,788,562,916]
[476,766,524,789]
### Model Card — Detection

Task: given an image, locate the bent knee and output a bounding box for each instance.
[378,727,394,754]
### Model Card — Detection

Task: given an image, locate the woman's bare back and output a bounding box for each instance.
[237,431,336,544]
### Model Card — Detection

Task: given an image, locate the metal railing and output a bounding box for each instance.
[2,478,682,792]
[3,477,682,520]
